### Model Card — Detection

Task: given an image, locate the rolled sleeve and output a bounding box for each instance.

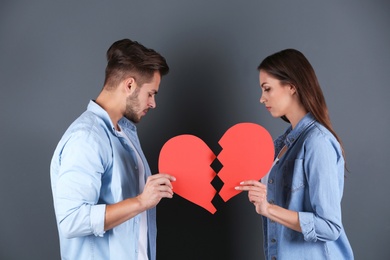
[302,133,344,242]
[54,129,110,239]
[90,204,106,237]
[298,211,317,242]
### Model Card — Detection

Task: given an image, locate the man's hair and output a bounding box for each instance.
[104,39,169,89]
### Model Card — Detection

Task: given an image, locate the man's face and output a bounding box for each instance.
[124,71,161,123]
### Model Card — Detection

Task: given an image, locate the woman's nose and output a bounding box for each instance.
[260,94,266,104]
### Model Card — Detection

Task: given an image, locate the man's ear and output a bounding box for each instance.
[124,77,137,95]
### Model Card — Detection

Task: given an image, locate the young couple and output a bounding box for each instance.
[50,39,353,260]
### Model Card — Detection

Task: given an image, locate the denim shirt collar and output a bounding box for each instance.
[87,100,137,135]
[284,112,316,148]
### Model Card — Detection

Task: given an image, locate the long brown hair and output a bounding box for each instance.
[257,49,346,160]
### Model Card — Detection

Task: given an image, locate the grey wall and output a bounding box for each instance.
[1,1,389,259]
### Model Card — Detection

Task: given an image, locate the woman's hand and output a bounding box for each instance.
[235,180,270,216]
[236,180,302,232]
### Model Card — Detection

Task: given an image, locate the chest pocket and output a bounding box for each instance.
[282,159,305,194]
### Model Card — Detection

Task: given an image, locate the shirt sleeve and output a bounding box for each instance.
[54,130,111,239]
[298,133,344,242]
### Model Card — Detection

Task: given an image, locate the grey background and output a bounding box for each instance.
[1,0,389,259]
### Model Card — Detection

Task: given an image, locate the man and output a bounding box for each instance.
[50,39,176,260]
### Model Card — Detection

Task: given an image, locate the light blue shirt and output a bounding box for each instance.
[263,113,354,260]
[50,100,156,260]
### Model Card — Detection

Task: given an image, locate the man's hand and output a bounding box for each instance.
[105,174,175,231]
[137,174,176,210]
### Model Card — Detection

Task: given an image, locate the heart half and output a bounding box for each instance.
[158,134,218,214]
[217,123,274,202]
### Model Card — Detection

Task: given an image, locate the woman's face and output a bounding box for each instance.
[259,70,297,119]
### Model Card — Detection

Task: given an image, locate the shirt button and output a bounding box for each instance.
[268,179,274,184]
[269,199,274,204]
[271,238,277,243]
[272,257,277,260]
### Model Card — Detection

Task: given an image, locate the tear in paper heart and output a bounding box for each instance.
[158,123,274,214]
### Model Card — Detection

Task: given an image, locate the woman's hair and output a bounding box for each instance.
[257,49,346,158]
[104,38,169,89]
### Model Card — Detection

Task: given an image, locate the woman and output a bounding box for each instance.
[235,49,354,259]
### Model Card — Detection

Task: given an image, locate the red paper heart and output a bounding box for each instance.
[158,123,274,214]
[217,123,274,202]
[158,135,218,213]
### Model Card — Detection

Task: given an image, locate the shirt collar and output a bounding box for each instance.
[87,100,137,134]
[284,113,316,147]
[118,117,137,132]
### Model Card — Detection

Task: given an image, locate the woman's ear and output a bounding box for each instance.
[289,84,297,95]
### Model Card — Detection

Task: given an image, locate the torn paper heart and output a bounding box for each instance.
[158,123,274,214]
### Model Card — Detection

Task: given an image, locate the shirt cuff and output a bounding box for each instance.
[90,204,106,237]
[298,212,317,242]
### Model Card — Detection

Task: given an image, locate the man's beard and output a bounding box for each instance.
[124,87,141,123]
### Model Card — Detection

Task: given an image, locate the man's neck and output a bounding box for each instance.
[95,90,123,130]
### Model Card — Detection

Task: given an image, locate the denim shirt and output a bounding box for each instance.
[50,100,156,260]
[263,113,354,260]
